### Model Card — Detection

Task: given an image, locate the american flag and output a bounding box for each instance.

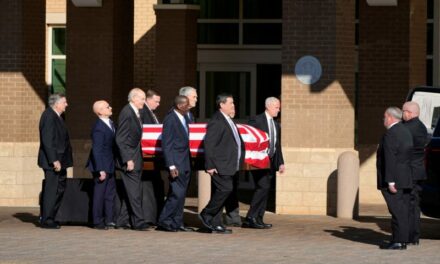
[142,123,270,168]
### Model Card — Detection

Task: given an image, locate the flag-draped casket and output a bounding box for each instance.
[142,124,270,169]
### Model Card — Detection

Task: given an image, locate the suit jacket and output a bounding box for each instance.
[376,122,413,190]
[403,117,428,181]
[248,112,284,171]
[204,111,245,175]
[38,107,73,170]
[116,104,143,171]
[140,104,159,124]
[161,110,191,173]
[86,118,116,174]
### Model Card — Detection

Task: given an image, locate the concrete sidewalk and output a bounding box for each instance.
[0,204,439,264]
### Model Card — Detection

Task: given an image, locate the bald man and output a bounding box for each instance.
[86,100,117,230]
[402,101,428,246]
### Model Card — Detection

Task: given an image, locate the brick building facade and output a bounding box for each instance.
[0,0,434,215]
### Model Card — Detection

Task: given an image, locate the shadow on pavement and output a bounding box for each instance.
[325,226,388,246]
[13,213,40,227]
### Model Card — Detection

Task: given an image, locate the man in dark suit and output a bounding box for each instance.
[244,97,285,229]
[38,93,73,229]
[377,107,413,250]
[86,100,117,230]
[179,86,198,123]
[402,101,428,246]
[115,88,149,231]
[156,96,192,232]
[199,94,245,234]
[140,89,164,225]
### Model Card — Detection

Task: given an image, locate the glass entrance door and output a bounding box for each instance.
[199,64,257,123]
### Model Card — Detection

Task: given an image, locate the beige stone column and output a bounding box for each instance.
[337,151,359,219]
[197,171,211,213]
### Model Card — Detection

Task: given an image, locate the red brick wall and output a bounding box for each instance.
[358,0,426,144]
[0,0,46,142]
[133,0,157,92]
[66,0,133,139]
[154,7,199,119]
[281,0,356,148]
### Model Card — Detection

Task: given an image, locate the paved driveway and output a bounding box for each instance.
[0,205,439,264]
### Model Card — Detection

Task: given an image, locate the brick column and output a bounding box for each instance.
[357,0,426,205]
[66,0,133,177]
[279,0,356,215]
[154,4,199,119]
[0,0,46,206]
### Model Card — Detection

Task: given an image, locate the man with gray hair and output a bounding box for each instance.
[38,93,73,229]
[115,88,149,231]
[243,97,285,229]
[402,101,428,246]
[179,86,198,123]
[377,107,413,250]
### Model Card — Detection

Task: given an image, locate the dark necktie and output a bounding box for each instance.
[151,110,159,124]
[109,119,115,133]
[268,118,275,157]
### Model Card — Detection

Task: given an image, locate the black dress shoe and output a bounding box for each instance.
[93,224,108,230]
[198,213,213,230]
[257,218,272,229]
[242,217,265,229]
[106,222,116,229]
[380,242,407,250]
[409,240,419,246]
[156,225,178,232]
[115,223,131,230]
[41,220,60,229]
[178,226,195,232]
[212,225,232,234]
[132,223,150,231]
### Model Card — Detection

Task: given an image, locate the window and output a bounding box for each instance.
[197,0,282,47]
[49,27,66,94]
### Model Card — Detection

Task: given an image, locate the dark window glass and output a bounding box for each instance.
[428,0,434,19]
[427,59,433,86]
[355,0,359,20]
[243,0,281,19]
[205,72,250,119]
[355,23,359,45]
[256,64,281,114]
[52,28,66,55]
[427,23,433,55]
[243,23,281,45]
[198,23,239,44]
[200,0,238,19]
[52,59,66,94]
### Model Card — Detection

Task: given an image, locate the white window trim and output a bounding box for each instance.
[47,25,66,92]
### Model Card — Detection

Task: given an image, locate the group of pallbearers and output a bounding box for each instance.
[38,87,285,235]
[377,101,428,249]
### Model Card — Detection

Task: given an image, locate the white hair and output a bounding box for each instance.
[179,86,196,96]
[385,107,402,120]
[265,97,280,108]
[127,88,144,102]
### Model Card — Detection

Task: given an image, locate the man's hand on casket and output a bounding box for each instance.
[206,168,218,176]
[170,168,179,179]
